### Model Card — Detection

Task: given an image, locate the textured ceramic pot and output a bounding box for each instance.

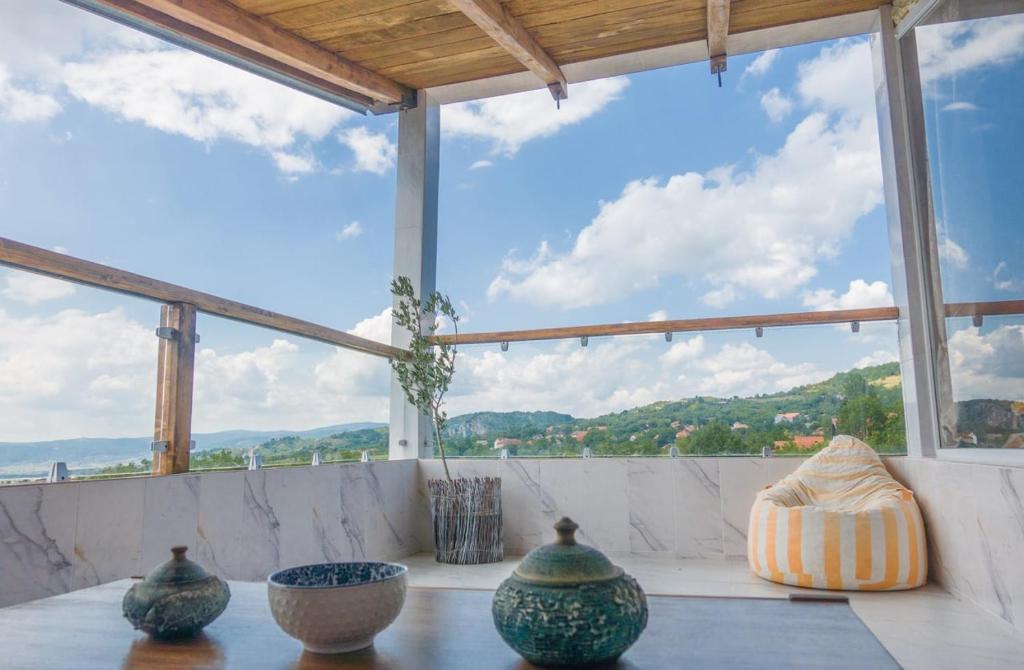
[123,546,230,638]
[267,562,407,654]
[492,518,648,667]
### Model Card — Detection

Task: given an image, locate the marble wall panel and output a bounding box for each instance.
[0,482,78,607]
[496,459,550,555]
[538,459,629,553]
[0,461,423,607]
[627,459,675,554]
[365,460,420,559]
[674,459,725,558]
[718,458,803,557]
[195,470,245,579]
[236,469,281,581]
[140,474,199,572]
[336,463,372,561]
[889,457,1024,636]
[417,458,805,559]
[72,478,146,589]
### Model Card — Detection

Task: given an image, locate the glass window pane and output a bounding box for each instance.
[911,0,1024,448]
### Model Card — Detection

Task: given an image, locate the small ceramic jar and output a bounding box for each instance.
[492,518,648,666]
[123,546,230,638]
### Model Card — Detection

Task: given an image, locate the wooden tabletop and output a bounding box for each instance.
[0,580,896,669]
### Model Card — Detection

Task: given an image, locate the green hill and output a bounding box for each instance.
[444,411,574,439]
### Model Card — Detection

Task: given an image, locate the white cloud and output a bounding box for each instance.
[802,279,894,311]
[701,285,736,309]
[948,325,1024,402]
[195,339,300,412]
[336,221,365,241]
[488,41,881,310]
[1,271,75,304]
[339,126,396,174]
[0,64,60,121]
[0,2,360,174]
[992,261,1021,292]
[63,49,349,149]
[647,309,668,322]
[744,49,780,78]
[941,101,978,112]
[660,335,705,366]
[313,308,392,397]
[797,39,876,118]
[470,159,493,170]
[759,87,793,122]
[917,16,1024,85]
[0,307,156,440]
[442,77,629,156]
[271,150,317,175]
[0,0,150,82]
[446,332,832,418]
[938,237,969,270]
[693,342,826,397]
[855,349,898,368]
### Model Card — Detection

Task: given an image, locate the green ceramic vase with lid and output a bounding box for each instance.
[492,518,648,666]
[123,546,230,638]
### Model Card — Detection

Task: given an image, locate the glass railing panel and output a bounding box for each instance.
[186,313,391,473]
[436,321,906,458]
[0,272,157,483]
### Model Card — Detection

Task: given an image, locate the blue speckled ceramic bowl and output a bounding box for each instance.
[267,562,407,654]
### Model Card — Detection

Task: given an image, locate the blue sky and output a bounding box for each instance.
[0,2,1021,441]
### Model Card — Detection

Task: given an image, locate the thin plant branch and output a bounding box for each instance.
[390,276,460,484]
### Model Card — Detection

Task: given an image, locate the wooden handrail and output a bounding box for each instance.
[434,300,1024,346]
[943,300,1024,318]
[0,237,402,359]
[433,307,898,345]
[4,237,1020,354]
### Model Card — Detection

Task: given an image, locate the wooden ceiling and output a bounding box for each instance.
[231,0,883,89]
[75,0,885,108]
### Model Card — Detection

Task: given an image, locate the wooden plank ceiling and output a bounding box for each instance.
[126,0,880,101]
[229,0,883,92]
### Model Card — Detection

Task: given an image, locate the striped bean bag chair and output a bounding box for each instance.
[748,435,927,591]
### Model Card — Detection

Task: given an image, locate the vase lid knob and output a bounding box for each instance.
[554,517,579,545]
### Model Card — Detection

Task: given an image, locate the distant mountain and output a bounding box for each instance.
[957,399,1023,448]
[0,422,384,476]
[443,411,574,439]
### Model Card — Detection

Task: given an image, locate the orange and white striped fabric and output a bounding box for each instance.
[748,435,927,591]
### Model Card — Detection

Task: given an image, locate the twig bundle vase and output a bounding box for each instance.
[492,518,648,666]
[428,476,503,564]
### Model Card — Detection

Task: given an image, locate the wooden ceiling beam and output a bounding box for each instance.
[79,0,412,105]
[449,0,568,101]
[706,0,731,78]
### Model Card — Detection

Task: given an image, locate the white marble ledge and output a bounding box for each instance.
[401,553,1024,670]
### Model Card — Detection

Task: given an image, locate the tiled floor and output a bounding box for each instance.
[404,553,1024,670]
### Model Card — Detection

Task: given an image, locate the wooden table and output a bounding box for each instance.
[0,580,897,669]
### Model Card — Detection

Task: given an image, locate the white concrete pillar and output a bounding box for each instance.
[870,7,950,457]
[389,91,439,460]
